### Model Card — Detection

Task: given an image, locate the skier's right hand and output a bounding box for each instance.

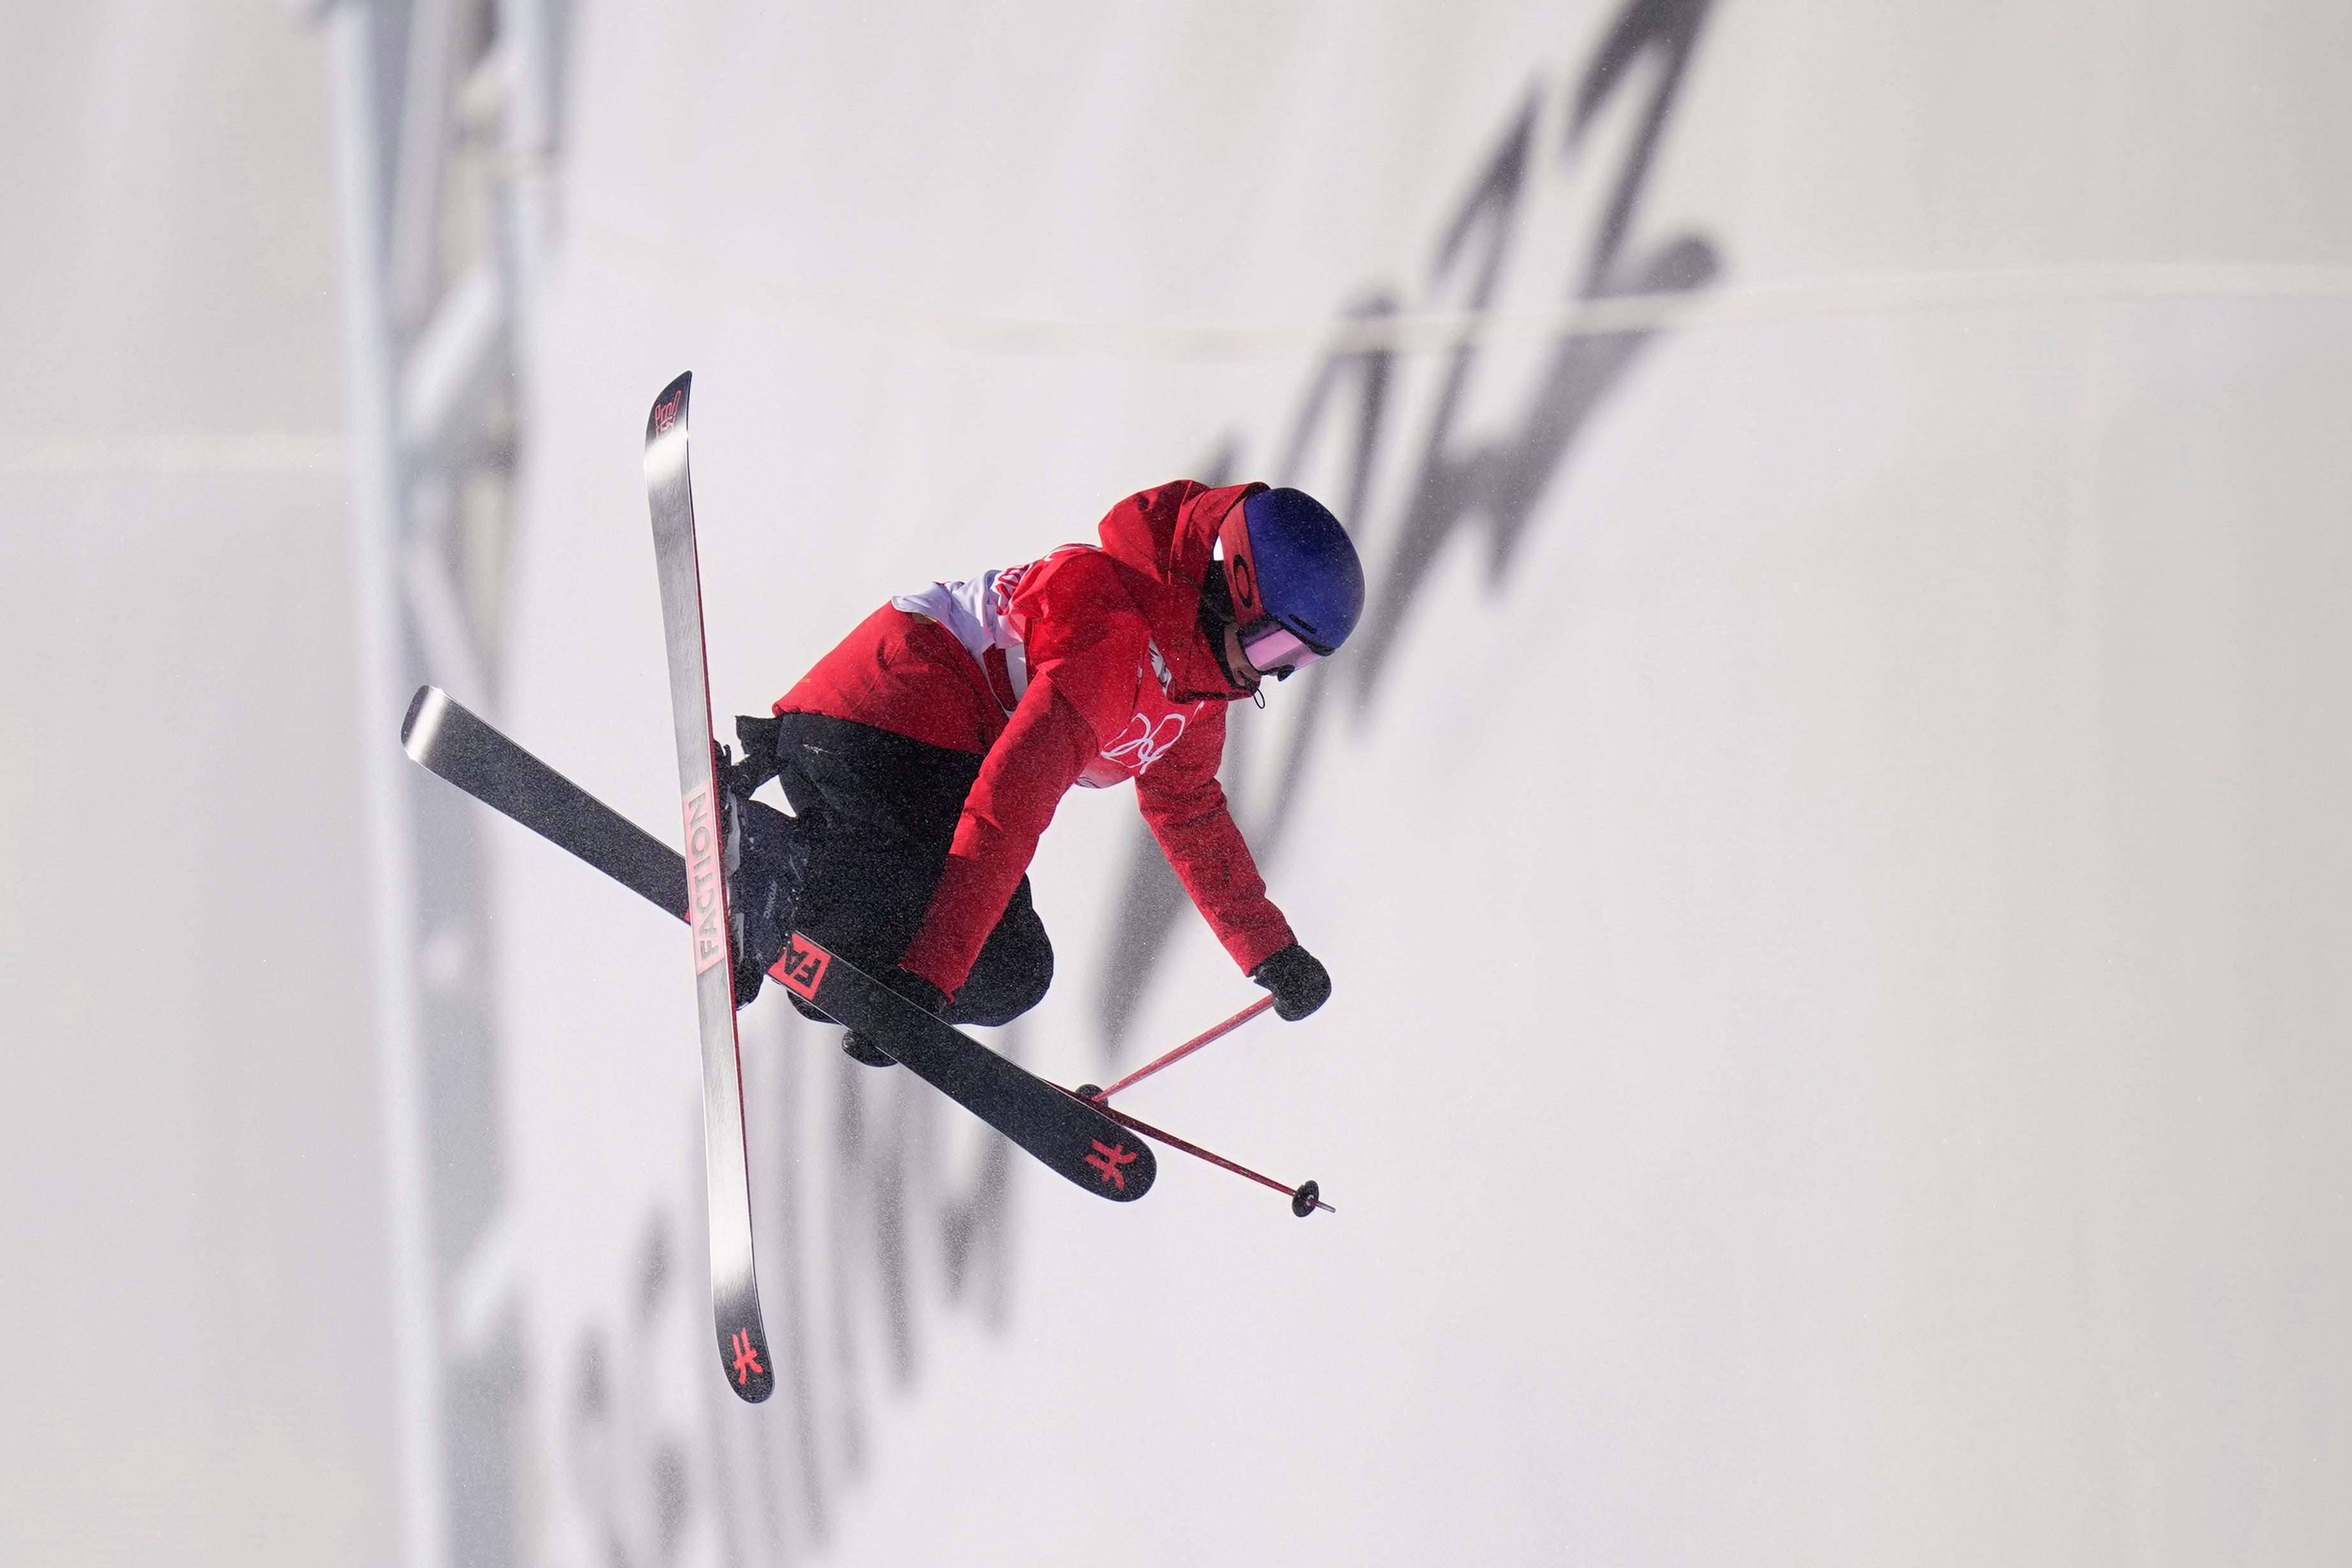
[1249,942,1331,1021]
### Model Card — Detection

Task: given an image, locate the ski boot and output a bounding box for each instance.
[718,739,808,1009]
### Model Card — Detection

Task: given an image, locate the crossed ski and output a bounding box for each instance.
[399,372,1373,1395]
[401,677,1161,1199]
[399,373,1157,1401]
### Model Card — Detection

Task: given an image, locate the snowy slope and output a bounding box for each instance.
[482,3,2352,1564]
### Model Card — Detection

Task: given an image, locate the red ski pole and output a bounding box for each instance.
[1071,1094,1334,1218]
[1085,994,1275,1104]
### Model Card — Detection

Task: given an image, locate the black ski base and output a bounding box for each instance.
[772,932,1154,1203]
[402,685,1154,1207]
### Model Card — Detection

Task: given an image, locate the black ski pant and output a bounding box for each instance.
[741,711,1052,1029]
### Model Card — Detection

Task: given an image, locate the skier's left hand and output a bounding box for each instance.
[889,967,950,1018]
[1249,942,1331,1021]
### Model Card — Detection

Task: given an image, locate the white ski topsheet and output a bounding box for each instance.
[642,374,777,1405]
[488,3,2352,1565]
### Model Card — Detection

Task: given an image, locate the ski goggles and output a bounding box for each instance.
[1237,615,1325,679]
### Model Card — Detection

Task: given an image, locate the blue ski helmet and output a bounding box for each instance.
[1216,486,1365,677]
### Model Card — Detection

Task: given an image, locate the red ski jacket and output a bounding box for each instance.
[773,481,1295,995]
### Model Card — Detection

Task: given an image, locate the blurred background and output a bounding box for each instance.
[4,1,2349,1564]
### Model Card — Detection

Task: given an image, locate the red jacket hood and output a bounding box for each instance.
[1094,479,1265,701]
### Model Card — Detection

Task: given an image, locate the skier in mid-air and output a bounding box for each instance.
[720,479,1363,1065]
[402,420,1352,1400]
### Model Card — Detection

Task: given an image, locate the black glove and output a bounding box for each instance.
[887,967,949,1018]
[1249,942,1331,1021]
[730,715,784,794]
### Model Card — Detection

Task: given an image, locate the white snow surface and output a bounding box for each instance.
[479,3,2352,1565]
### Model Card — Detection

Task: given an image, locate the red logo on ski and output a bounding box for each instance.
[773,933,833,1001]
[681,784,725,974]
[653,391,683,435]
[730,1329,764,1386]
[1085,1140,1138,1190]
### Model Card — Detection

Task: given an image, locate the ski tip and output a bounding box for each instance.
[1089,1136,1156,1202]
[646,372,693,446]
[718,1320,775,1403]
[401,684,446,758]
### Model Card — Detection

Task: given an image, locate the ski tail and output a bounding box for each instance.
[775,929,1157,1203]
[402,685,690,918]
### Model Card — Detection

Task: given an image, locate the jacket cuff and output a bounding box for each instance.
[897,926,968,998]
[1223,919,1297,977]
